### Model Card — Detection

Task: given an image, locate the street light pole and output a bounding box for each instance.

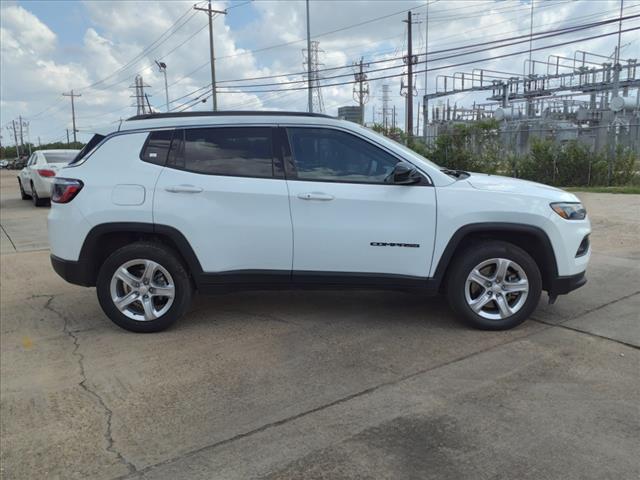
[155,60,170,112]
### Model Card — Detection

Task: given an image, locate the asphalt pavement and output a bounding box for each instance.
[0,169,638,479]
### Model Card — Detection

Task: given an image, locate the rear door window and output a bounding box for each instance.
[178,127,275,178]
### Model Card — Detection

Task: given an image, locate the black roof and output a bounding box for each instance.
[127,111,334,121]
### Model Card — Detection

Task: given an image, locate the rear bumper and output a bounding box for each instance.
[547,271,587,296]
[33,176,54,198]
[51,254,92,287]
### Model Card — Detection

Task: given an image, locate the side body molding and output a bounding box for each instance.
[62,221,560,295]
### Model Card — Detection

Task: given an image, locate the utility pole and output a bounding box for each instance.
[353,58,369,124]
[194,1,227,111]
[18,115,24,151]
[306,0,313,113]
[617,0,624,60]
[528,0,534,75]
[402,11,418,139]
[423,1,429,139]
[66,129,70,147]
[9,121,20,157]
[62,90,81,143]
[130,75,151,115]
[381,84,390,131]
[416,102,420,136]
[612,0,624,101]
[23,119,31,155]
[303,41,325,113]
[155,60,170,112]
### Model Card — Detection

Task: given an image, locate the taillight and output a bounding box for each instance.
[37,169,56,177]
[51,178,83,204]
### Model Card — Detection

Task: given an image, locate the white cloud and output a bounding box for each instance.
[0,0,638,143]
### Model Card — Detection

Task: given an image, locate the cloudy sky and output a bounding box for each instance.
[1,0,638,144]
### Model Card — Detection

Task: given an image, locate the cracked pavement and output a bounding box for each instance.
[1,170,639,479]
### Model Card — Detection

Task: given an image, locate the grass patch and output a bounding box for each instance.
[565,186,640,194]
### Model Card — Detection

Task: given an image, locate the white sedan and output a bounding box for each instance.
[18,149,79,206]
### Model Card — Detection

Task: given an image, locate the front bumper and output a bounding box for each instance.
[547,271,587,296]
[51,254,93,287]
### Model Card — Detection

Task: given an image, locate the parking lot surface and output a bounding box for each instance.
[0,168,638,479]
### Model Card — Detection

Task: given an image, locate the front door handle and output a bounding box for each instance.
[165,185,203,194]
[297,192,335,201]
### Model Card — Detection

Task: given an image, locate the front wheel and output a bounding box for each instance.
[446,241,542,330]
[96,242,193,332]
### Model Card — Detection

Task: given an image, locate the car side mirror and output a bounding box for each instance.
[387,162,422,185]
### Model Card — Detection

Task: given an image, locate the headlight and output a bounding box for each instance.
[550,202,587,220]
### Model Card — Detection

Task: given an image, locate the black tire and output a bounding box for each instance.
[446,240,542,330]
[31,182,47,207]
[96,242,193,333]
[18,178,31,200]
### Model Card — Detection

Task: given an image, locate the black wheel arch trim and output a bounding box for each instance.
[64,222,203,287]
[431,222,560,290]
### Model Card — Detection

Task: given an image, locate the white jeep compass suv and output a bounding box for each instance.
[48,112,590,332]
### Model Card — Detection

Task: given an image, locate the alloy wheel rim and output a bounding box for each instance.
[109,259,175,321]
[464,257,529,320]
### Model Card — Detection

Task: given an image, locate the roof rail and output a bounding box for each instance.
[126,111,335,121]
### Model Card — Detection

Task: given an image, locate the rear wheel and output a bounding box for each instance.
[18,178,30,200]
[30,182,47,207]
[446,241,542,330]
[96,242,193,332]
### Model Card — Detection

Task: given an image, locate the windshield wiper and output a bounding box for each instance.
[441,168,469,179]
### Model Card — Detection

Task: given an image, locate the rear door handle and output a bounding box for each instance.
[165,185,203,194]
[297,192,335,201]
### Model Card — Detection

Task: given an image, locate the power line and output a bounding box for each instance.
[76,4,202,92]
[90,2,249,104]
[207,27,640,94]
[225,13,639,88]
[212,15,640,90]
[167,18,638,113]
[165,12,633,110]
[166,0,558,91]
[52,6,637,123]
[86,21,211,94]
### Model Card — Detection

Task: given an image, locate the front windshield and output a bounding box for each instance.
[43,152,77,164]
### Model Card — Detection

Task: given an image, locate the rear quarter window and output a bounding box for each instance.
[140,130,174,166]
[68,134,105,165]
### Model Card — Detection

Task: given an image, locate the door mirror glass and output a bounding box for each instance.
[386,161,422,185]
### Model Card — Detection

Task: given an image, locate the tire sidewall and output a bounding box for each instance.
[96,243,192,333]
[31,182,46,206]
[18,179,29,199]
[447,241,542,330]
